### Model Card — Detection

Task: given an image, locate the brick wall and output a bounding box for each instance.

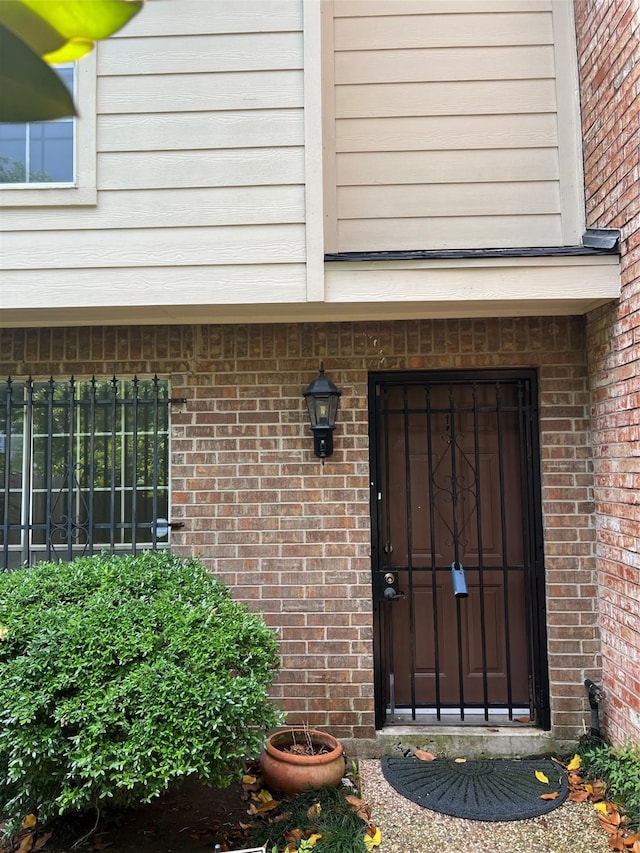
[0,317,599,743]
[575,0,640,744]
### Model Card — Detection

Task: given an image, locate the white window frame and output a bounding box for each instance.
[0,50,97,207]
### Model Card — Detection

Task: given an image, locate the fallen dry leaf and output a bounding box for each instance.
[587,780,607,801]
[515,716,530,723]
[624,833,640,847]
[242,774,262,792]
[33,833,52,851]
[284,828,304,843]
[602,809,622,827]
[566,754,582,771]
[599,819,622,835]
[569,789,590,803]
[17,835,34,853]
[255,789,275,804]
[539,791,560,800]
[454,758,467,764]
[363,825,382,851]
[345,794,371,822]
[535,770,550,784]
[415,749,436,761]
[247,797,280,816]
[21,815,37,830]
[272,811,292,824]
[307,802,322,820]
[608,834,625,851]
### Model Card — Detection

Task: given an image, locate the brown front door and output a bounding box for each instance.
[370,371,549,727]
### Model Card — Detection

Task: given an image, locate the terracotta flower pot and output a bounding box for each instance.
[260,728,345,795]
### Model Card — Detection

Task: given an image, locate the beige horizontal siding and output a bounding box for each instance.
[337,182,560,218]
[115,0,303,38]
[335,1,552,15]
[98,32,303,75]
[336,149,559,185]
[326,0,567,252]
[0,187,305,232]
[0,1,308,312]
[2,225,306,270]
[323,256,616,307]
[0,265,308,309]
[99,70,303,114]
[98,110,304,152]
[334,11,553,49]
[337,215,562,251]
[97,149,304,191]
[335,45,555,83]
[336,115,558,152]
[336,80,557,117]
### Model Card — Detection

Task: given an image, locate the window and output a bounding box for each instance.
[0,51,97,206]
[0,66,74,184]
[1,376,171,569]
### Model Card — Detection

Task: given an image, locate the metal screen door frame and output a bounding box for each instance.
[369,369,550,730]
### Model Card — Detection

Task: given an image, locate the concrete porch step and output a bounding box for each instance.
[347,726,574,760]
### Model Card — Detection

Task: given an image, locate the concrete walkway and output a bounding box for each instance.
[359,759,609,853]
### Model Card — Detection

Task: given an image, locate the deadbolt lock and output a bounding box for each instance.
[384,573,395,585]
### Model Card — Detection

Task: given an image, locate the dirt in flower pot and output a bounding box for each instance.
[278,731,334,756]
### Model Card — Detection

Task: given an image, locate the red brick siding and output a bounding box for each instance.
[0,318,598,742]
[576,0,640,744]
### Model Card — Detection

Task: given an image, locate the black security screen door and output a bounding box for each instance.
[369,370,549,728]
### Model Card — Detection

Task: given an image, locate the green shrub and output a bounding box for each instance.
[578,737,640,830]
[251,786,372,853]
[0,551,282,829]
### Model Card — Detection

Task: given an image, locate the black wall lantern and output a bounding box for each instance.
[303,362,341,461]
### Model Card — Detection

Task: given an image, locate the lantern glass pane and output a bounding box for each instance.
[305,395,317,426]
[316,397,330,426]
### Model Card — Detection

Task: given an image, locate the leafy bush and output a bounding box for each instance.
[0,551,282,828]
[578,737,640,830]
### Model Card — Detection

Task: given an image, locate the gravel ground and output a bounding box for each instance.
[359,759,610,853]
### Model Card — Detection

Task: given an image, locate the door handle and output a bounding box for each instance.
[383,587,405,601]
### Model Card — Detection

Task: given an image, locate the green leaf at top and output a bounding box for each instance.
[0,0,143,64]
[0,24,76,121]
[22,0,143,42]
[0,0,143,123]
[0,0,66,57]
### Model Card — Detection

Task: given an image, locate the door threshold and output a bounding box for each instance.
[385,711,531,727]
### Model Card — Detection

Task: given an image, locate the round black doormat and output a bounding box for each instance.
[381,756,569,821]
